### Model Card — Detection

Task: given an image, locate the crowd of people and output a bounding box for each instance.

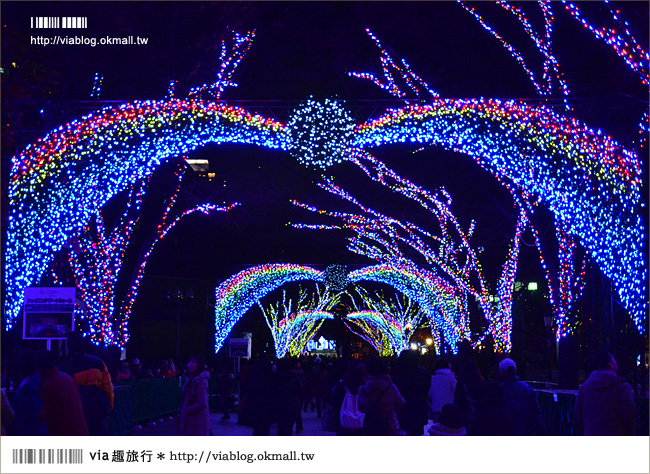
[0,335,638,437]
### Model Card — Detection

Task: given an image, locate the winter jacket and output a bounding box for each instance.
[58,354,114,407]
[428,422,467,436]
[428,368,457,415]
[12,373,47,435]
[38,368,89,436]
[499,376,544,435]
[358,374,405,435]
[59,354,114,435]
[180,371,211,435]
[392,365,430,434]
[574,369,635,436]
[1,388,15,435]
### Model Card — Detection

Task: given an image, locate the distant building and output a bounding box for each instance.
[185,158,215,181]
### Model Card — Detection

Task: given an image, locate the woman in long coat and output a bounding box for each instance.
[179,355,211,435]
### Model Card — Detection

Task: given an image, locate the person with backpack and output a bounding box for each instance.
[358,356,405,436]
[331,360,367,436]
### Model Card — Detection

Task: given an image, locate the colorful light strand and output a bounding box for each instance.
[187,30,256,99]
[348,263,470,354]
[458,1,571,107]
[213,264,325,352]
[561,1,649,85]
[68,179,149,346]
[5,100,284,328]
[348,28,439,99]
[90,72,104,99]
[352,100,645,332]
[258,284,338,357]
[346,286,427,355]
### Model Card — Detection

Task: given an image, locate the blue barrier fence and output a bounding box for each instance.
[535,390,649,436]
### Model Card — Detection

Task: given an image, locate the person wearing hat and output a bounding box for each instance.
[497,358,544,435]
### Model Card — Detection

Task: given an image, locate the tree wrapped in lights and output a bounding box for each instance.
[348,28,439,100]
[188,30,256,99]
[458,1,571,107]
[347,264,469,354]
[345,286,427,355]
[6,21,646,340]
[68,163,237,347]
[459,1,648,338]
[213,264,326,352]
[293,150,526,352]
[68,179,149,346]
[257,284,339,358]
[345,311,400,357]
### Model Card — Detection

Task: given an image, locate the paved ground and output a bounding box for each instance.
[133,409,338,436]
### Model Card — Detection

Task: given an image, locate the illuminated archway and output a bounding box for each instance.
[213,264,325,351]
[6,58,644,340]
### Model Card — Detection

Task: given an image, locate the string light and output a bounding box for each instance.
[213,264,325,352]
[348,28,439,99]
[90,72,103,99]
[561,1,649,85]
[286,97,356,169]
[6,19,646,345]
[5,100,284,329]
[352,100,645,333]
[188,30,256,99]
[458,1,571,108]
[66,161,238,347]
[258,285,338,357]
[346,286,426,355]
[348,264,470,354]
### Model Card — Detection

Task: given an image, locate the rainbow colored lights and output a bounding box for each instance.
[258,285,338,357]
[351,100,645,333]
[5,17,647,351]
[346,286,426,355]
[5,100,284,330]
[348,264,470,353]
[213,264,325,352]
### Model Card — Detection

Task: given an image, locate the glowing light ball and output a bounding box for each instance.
[287,97,356,169]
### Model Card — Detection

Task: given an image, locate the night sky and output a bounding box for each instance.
[2,1,648,358]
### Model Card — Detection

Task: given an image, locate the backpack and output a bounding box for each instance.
[340,389,364,430]
[362,383,392,435]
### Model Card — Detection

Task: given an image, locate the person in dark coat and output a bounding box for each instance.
[358,356,405,436]
[36,350,89,436]
[468,380,515,435]
[179,355,211,435]
[1,388,15,435]
[497,358,544,435]
[272,358,302,435]
[11,349,47,435]
[574,351,635,435]
[330,359,367,436]
[391,350,430,435]
[58,332,114,435]
[218,365,235,420]
[248,356,275,435]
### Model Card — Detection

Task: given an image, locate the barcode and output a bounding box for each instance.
[12,449,83,464]
[31,17,88,29]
